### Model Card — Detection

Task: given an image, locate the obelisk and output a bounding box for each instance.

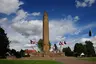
[43,11,49,54]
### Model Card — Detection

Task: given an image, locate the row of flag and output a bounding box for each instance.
[59,41,66,45]
[30,40,67,45]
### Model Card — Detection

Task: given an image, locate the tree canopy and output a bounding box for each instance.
[0,27,10,58]
[74,43,86,56]
[37,39,51,52]
[85,41,95,56]
[73,41,95,57]
[62,47,73,56]
[37,39,43,51]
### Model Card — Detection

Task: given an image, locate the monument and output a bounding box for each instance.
[43,11,49,54]
[40,11,64,57]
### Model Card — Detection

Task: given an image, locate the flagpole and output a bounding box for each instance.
[60,45,62,52]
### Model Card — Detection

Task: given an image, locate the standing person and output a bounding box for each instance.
[54,44,58,53]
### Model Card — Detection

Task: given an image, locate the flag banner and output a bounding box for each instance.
[89,30,92,36]
[30,40,33,44]
[64,41,66,44]
[30,40,36,44]
[59,41,63,45]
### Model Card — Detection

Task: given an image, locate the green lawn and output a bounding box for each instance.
[0,60,63,64]
[79,57,96,61]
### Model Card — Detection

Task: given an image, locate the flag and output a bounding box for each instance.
[30,40,36,44]
[64,41,66,44]
[30,40,33,44]
[59,41,62,45]
[54,44,58,50]
[59,41,63,45]
[89,29,92,36]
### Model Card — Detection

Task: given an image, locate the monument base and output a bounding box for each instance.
[41,52,65,57]
[29,52,65,57]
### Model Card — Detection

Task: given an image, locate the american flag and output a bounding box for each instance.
[59,41,63,45]
[64,41,66,44]
[59,41,66,45]
[30,40,36,44]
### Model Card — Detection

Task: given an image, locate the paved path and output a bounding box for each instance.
[55,57,96,64]
[7,56,96,64]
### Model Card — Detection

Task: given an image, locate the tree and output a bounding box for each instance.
[74,43,86,56]
[85,41,95,57]
[0,27,10,58]
[62,47,73,56]
[15,51,21,58]
[38,39,43,52]
[10,49,17,56]
[37,39,51,52]
[20,49,25,57]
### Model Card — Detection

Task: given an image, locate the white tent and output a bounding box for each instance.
[81,53,85,55]
[80,52,85,57]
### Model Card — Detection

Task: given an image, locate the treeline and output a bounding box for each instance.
[7,49,30,58]
[0,27,29,58]
[0,27,10,58]
[62,41,96,57]
[0,27,96,58]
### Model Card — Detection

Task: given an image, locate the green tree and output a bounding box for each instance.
[37,39,51,52]
[15,51,21,58]
[85,41,95,57]
[74,43,86,56]
[20,49,25,57]
[38,39,43,52]
[62,47,73,56]
[0,27,10,58]
[11,49,16,56]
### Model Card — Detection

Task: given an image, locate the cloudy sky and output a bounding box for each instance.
[0,0,96,51]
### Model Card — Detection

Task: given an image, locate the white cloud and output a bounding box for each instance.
[10,19,76,50]
[74,16,80,22]
[80,38,91,42]
[0,0,23,15]
[76,0,96,8]
[0,14,78,51]
[11,19,76,43]
[49,20,76,42]
[74,23,96,35]
[12,9,28,22]
[56,36,66,42]
[11,20,43,37]
[0,18,8,24]
[31,12,41,16]
[1,12,96,51]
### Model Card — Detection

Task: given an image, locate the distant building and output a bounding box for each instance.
[25,49,37,56]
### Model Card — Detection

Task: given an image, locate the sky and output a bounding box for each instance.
[0,0,96,51]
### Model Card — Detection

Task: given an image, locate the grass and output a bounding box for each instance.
[78,57,96,61]
[0,60,63,64]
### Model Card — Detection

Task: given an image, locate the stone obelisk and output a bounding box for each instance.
[43,11,49,54]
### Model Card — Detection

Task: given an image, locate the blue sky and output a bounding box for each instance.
[0,0,96,51]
